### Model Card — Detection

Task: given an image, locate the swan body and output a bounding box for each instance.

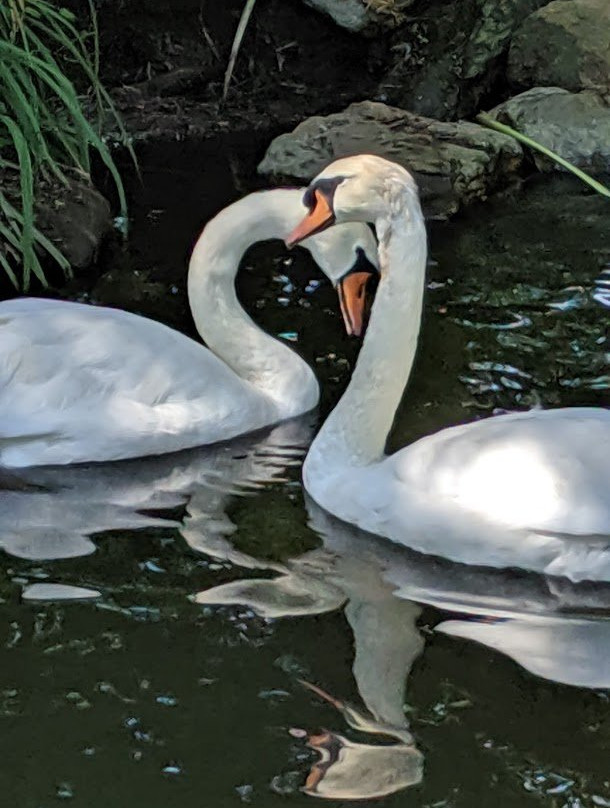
[0,189,377,468]
[287,155,610,582]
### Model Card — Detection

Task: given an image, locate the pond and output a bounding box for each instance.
[1,142,609,807]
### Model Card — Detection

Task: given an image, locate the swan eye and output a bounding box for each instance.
[303,176,346,212]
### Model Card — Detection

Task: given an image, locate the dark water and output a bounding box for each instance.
[1,145,609,807]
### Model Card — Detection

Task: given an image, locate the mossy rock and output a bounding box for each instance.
[509,0,610,93]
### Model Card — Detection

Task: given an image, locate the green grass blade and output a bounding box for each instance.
[26,2,137,176]
[0,63,60,179]
[18,46,128,213]
[7,43,93,172]
[0,112,37,289]
[0,192,71,280]
[0,222,20,288]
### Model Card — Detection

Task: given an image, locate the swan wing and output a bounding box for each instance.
[391,407,610,536]
[0,298,276,466]
[311,408,610,581]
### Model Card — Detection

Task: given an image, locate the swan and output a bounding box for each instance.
[197,493,610,690]
[285,154,610,582]
[0,189,377,468]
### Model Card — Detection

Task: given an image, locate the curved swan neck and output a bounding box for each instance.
[306,187,427,468]
[187,191,318,416]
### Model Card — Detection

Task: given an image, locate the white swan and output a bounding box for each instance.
[286,155,610,582]
[0,189,377,468]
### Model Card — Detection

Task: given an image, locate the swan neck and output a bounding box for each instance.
[187,193,318,416]
[307,202,427,468]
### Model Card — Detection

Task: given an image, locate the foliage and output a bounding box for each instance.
[0,0,131,291]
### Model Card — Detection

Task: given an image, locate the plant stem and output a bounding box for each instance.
[476,112,610,200]
[223,0,257,101]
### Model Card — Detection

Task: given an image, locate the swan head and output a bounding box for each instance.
[301,219,378,337]
[285,155,417,335]
[301,219,378,287]
[285,155,418,247]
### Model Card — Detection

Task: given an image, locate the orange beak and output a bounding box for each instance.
[285,189,335,247]
[337,271,370,337]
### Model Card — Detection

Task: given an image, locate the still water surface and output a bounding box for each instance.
[1,145,609,806]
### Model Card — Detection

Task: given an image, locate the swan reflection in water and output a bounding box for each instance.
[194,498,610,799]
[1,437,609,800]
[0,416,314,564]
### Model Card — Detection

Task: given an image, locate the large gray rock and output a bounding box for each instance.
[302,0,412,32]
[508,0,610,94]
[376,0,549,119]
[490,87,610,173]
[258,101,523,218]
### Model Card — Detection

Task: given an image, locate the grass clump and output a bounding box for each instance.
[0,0,131,291]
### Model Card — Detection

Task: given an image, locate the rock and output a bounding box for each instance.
[377,0,549,120]
[462,0,549,81]
[258,101,523,218]
[302,0,413,32]
[490,87,610,173]
[35,177,112,269]
[301,0,372,32]
[0,171,112,280]
[508,0,610,94]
